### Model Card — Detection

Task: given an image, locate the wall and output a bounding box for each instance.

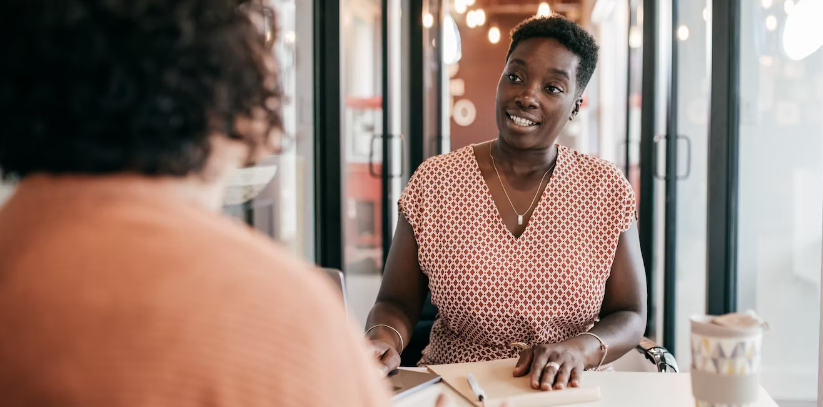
[448,14,532,151]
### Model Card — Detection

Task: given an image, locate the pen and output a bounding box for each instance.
[466,373,486,402]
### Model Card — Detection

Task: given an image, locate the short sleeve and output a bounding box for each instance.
[616,174,637,233]
[397,161,428,238]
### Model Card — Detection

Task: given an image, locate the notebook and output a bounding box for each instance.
[427,358,601,407]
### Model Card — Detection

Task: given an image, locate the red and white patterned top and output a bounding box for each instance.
[398,144,636,366]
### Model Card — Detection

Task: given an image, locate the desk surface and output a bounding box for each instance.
[394,369,778,407]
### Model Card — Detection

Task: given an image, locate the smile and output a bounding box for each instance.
[507,113,540,127]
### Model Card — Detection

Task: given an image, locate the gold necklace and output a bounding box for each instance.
[489,141,556,226]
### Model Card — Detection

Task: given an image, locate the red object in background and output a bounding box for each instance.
[346,97,383,110]
[345,163,382,248]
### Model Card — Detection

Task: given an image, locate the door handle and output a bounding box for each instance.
[369,134,406,179]
[676,135,691,180]
[369,134,382,178]
[653,135,666,180]
[652,134,691,180]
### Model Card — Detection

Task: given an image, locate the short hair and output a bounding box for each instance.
[506,15,599,97]
[0,0,282,179]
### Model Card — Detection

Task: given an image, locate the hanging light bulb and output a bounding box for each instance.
[766,15,778,31]
[782,0,823,60]
[629,26,643,48]
[761,0,773,9]
[475,9,486,26]
[784,0,795,14]
[423,13,434,28]
[464,0,475,5]
[466,10,476,28]
[537,2,551,17]
[488,26,501,44]
[454,0,467,14]
[677,24,690,41]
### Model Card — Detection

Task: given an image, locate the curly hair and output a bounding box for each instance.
[506,15,599,97]
[0,0,282,179]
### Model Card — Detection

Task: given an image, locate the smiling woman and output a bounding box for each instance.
[365,15,648,393]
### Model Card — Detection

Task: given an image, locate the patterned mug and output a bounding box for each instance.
[690,313,766,407]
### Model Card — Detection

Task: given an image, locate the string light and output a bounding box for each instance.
[537,2,551,17]
[677,24,690,41]
[423,13,433,28]
[488,26,501,44]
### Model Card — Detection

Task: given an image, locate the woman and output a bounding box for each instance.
[366,15,647,392]
[0,1,399,406]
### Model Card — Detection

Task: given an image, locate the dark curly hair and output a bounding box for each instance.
[0,0,282,179]
[506,15,599,97]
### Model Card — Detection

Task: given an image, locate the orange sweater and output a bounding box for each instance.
[0,175,390,407]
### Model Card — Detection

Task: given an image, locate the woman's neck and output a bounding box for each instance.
[492,138,558,177]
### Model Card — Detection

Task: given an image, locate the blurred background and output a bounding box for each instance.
[2,0,821,405]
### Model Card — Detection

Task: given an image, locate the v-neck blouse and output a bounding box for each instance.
[398,144,636,366]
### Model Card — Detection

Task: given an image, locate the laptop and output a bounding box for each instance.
[388,369,442,400]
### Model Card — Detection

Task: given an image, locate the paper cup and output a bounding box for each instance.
[690,314,765,407]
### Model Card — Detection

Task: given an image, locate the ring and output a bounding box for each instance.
[545,361,561,371]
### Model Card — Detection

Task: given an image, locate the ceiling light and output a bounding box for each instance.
[766,15,778,31]
[475,9,486,26]
[423,13,434,28]
[454,0,467,14]
[488,26,501,44]
[537,2,551,17]
[784,0,795,14]
[782,0,823,60]
[677,24,690,41]
[629,26,643,48]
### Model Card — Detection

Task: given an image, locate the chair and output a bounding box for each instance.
[401,294,679,373]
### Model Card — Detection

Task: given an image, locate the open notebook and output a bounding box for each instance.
[427,358,601,407]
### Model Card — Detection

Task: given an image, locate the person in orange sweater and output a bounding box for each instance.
[0,1,453,406]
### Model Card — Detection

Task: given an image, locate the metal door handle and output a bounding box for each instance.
[653,135,666,180]
[369,134,382,178]
[369,134,406,179]
[676,135,691,180]
[652,134,691,180]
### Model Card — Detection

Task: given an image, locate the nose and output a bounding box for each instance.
[515,83,540,110]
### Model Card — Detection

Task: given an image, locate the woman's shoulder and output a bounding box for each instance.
[559,145,631,189]
[412,145,476,177]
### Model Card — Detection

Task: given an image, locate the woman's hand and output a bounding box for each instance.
[512,343,586,391]
[369,338,401,377]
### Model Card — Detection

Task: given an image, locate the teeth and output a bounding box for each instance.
[509,114,537,126]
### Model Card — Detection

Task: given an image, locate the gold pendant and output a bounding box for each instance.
[518,215,524,225]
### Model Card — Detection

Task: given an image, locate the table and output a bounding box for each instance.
[394,369,778,407]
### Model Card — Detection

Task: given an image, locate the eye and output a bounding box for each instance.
[546,85,563,93]
[507,73,522,83]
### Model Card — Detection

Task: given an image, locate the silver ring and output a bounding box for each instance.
[545,361,561,371]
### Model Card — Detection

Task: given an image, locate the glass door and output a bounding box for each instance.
[222,0,315,261]
[670,0,711,366]
[639,0,711,362]
[736,0,823,401]
[341,0,410,326]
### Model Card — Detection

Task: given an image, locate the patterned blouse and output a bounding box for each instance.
[398,144,636,366]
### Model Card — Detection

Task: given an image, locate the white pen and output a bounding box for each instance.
[466,373,486,402]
